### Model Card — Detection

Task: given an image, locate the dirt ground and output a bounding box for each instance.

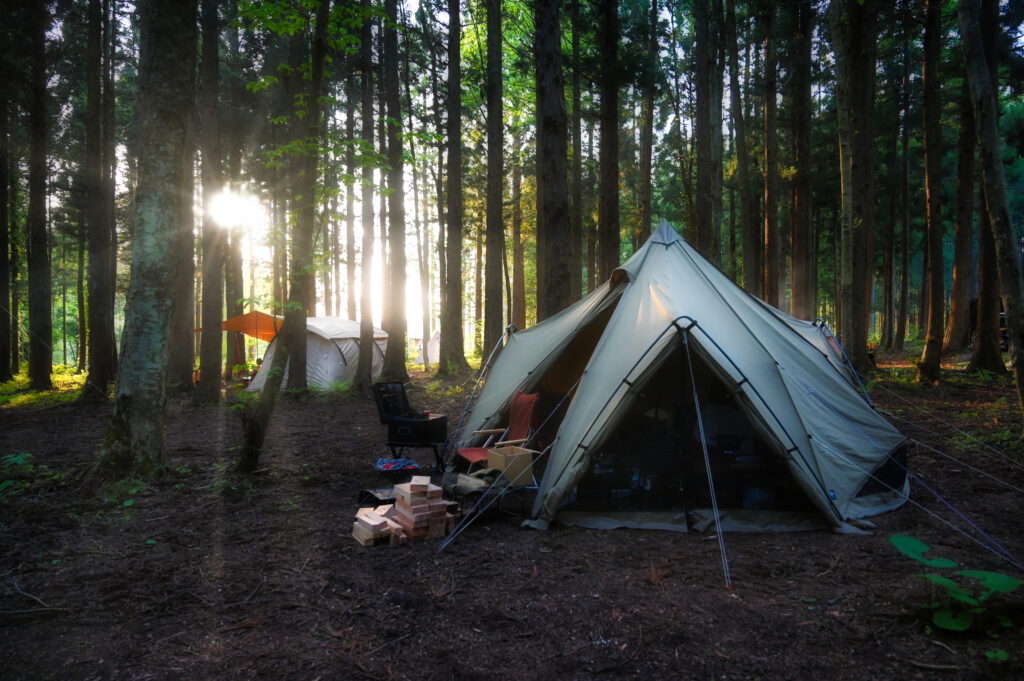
[2,356,1024,681]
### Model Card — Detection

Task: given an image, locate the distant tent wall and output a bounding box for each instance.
[246,317,387,391]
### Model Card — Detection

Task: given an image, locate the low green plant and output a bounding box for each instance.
[891,535,1022,636]
[0,368,87,408]
[1,452,67,498]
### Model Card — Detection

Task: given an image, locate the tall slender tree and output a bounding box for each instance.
[381,0,409,381]
[943,79,975,354]
[438,0,469,371]
[918,0,944,383]
[482,0,504,354]
[0,85,9,384]
[27,0,52,391]
[789,0,814,319]
[356,0,378,389]
[596,0,620,282]
[197,0,224,403]
[763,0,779,305]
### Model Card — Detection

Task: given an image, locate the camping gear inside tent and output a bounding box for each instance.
[452,221,908,533]
[243,316,387,391]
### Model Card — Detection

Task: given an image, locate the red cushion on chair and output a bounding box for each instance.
[455,446,490,465]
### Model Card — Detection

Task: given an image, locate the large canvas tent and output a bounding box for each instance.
[240,315,388,391]
[454,222,908,533]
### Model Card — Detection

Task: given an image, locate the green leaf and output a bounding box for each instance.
[918,574,980,606]
[985,649,1009,662]
[933,608,973,632]
[891,535,958,568]
[145,539,157,545]
[122,499,134,507]
[998,615,1013,629]
[955,570,1023,595]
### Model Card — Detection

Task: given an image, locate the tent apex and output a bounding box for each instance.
[650,220,683,246]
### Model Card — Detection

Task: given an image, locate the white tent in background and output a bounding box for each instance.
[246,317,387,391]
[454,221,908,533]
[415,331,440,366]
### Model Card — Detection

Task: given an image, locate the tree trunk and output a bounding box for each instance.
[0,87,9,384]
[90,0,198,483]
[381,0,409,381]
[356,0,377,389]
[694,0,719,263]
[569,0,584,300]
[439,0,469,373]
[942,77,975,354]
[725,0,757,294]
[637,0,658,243]
[27,2,52,390]
[511,122,526,330]
[197,0,224,403]
[474,229,483,353]
[763,0,779,305]
[534,0,571,321]
[829,0,878,374]
[789,0,814,319]
[483,0,504,355]
[961,0,1024,415]
[894,0,912,351]
[345,69,357,321]
[166,118,195,393]
[597,0,620,284]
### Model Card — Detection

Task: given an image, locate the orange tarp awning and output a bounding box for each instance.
[221,311,283,342]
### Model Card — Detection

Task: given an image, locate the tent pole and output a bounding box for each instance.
[443,324,516,462]
[683,327,733,590]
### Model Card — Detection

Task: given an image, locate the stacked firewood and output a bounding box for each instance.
[352,476,461,546]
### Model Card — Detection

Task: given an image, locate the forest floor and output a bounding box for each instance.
[2,353,1024,681]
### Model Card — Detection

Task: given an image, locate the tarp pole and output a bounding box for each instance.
[683,327,733,590]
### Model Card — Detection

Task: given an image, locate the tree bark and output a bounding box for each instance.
[345,68,357,321]
[725,0,758,294]
[961,0,1024,413]
[569,0,584,300]
[511,122,526,331]
[918,0,945,383]
[27,1,52,390]
[637,0,658,243]
[166,114,195,393]
[439,0,469,372]
[197,0,224,403]
[356,0,378,389]
[597,0,620,283]
[763,0,779,305]
[894,0,912,351]
[694,0,720,263]
[534,0,571,321]
[0,86,9,384]
[91,0,198,482]
[789,0,815,319]
[381,0,409,381]
[483,0,504,355]
[943,78,975,355]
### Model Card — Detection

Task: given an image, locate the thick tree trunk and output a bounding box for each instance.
[439,0,469,372]
[596,0,620,285]
[381,0,409,381]
[694,0,719,263]
[166,119,195,393]
[918,0,945,383]
[197,0,224,403]
[789,0,814,319]
[961,0,1024,418]
[534,0,571,321]
[894,1,912,351]
[943,78,975,354]
[91,0,198,482]
[829,0,878,374]
[483,0,504,355]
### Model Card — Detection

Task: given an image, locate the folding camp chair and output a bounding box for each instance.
[372,381,448,473]
[453,390,540,472]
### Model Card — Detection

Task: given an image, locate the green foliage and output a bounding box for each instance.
[891,535,1023,636]
[0,368,87,408]
[0,452,67,499]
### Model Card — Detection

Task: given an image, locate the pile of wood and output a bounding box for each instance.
[352,476,461,546]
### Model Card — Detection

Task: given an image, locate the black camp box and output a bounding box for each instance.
[387,414,448,445]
